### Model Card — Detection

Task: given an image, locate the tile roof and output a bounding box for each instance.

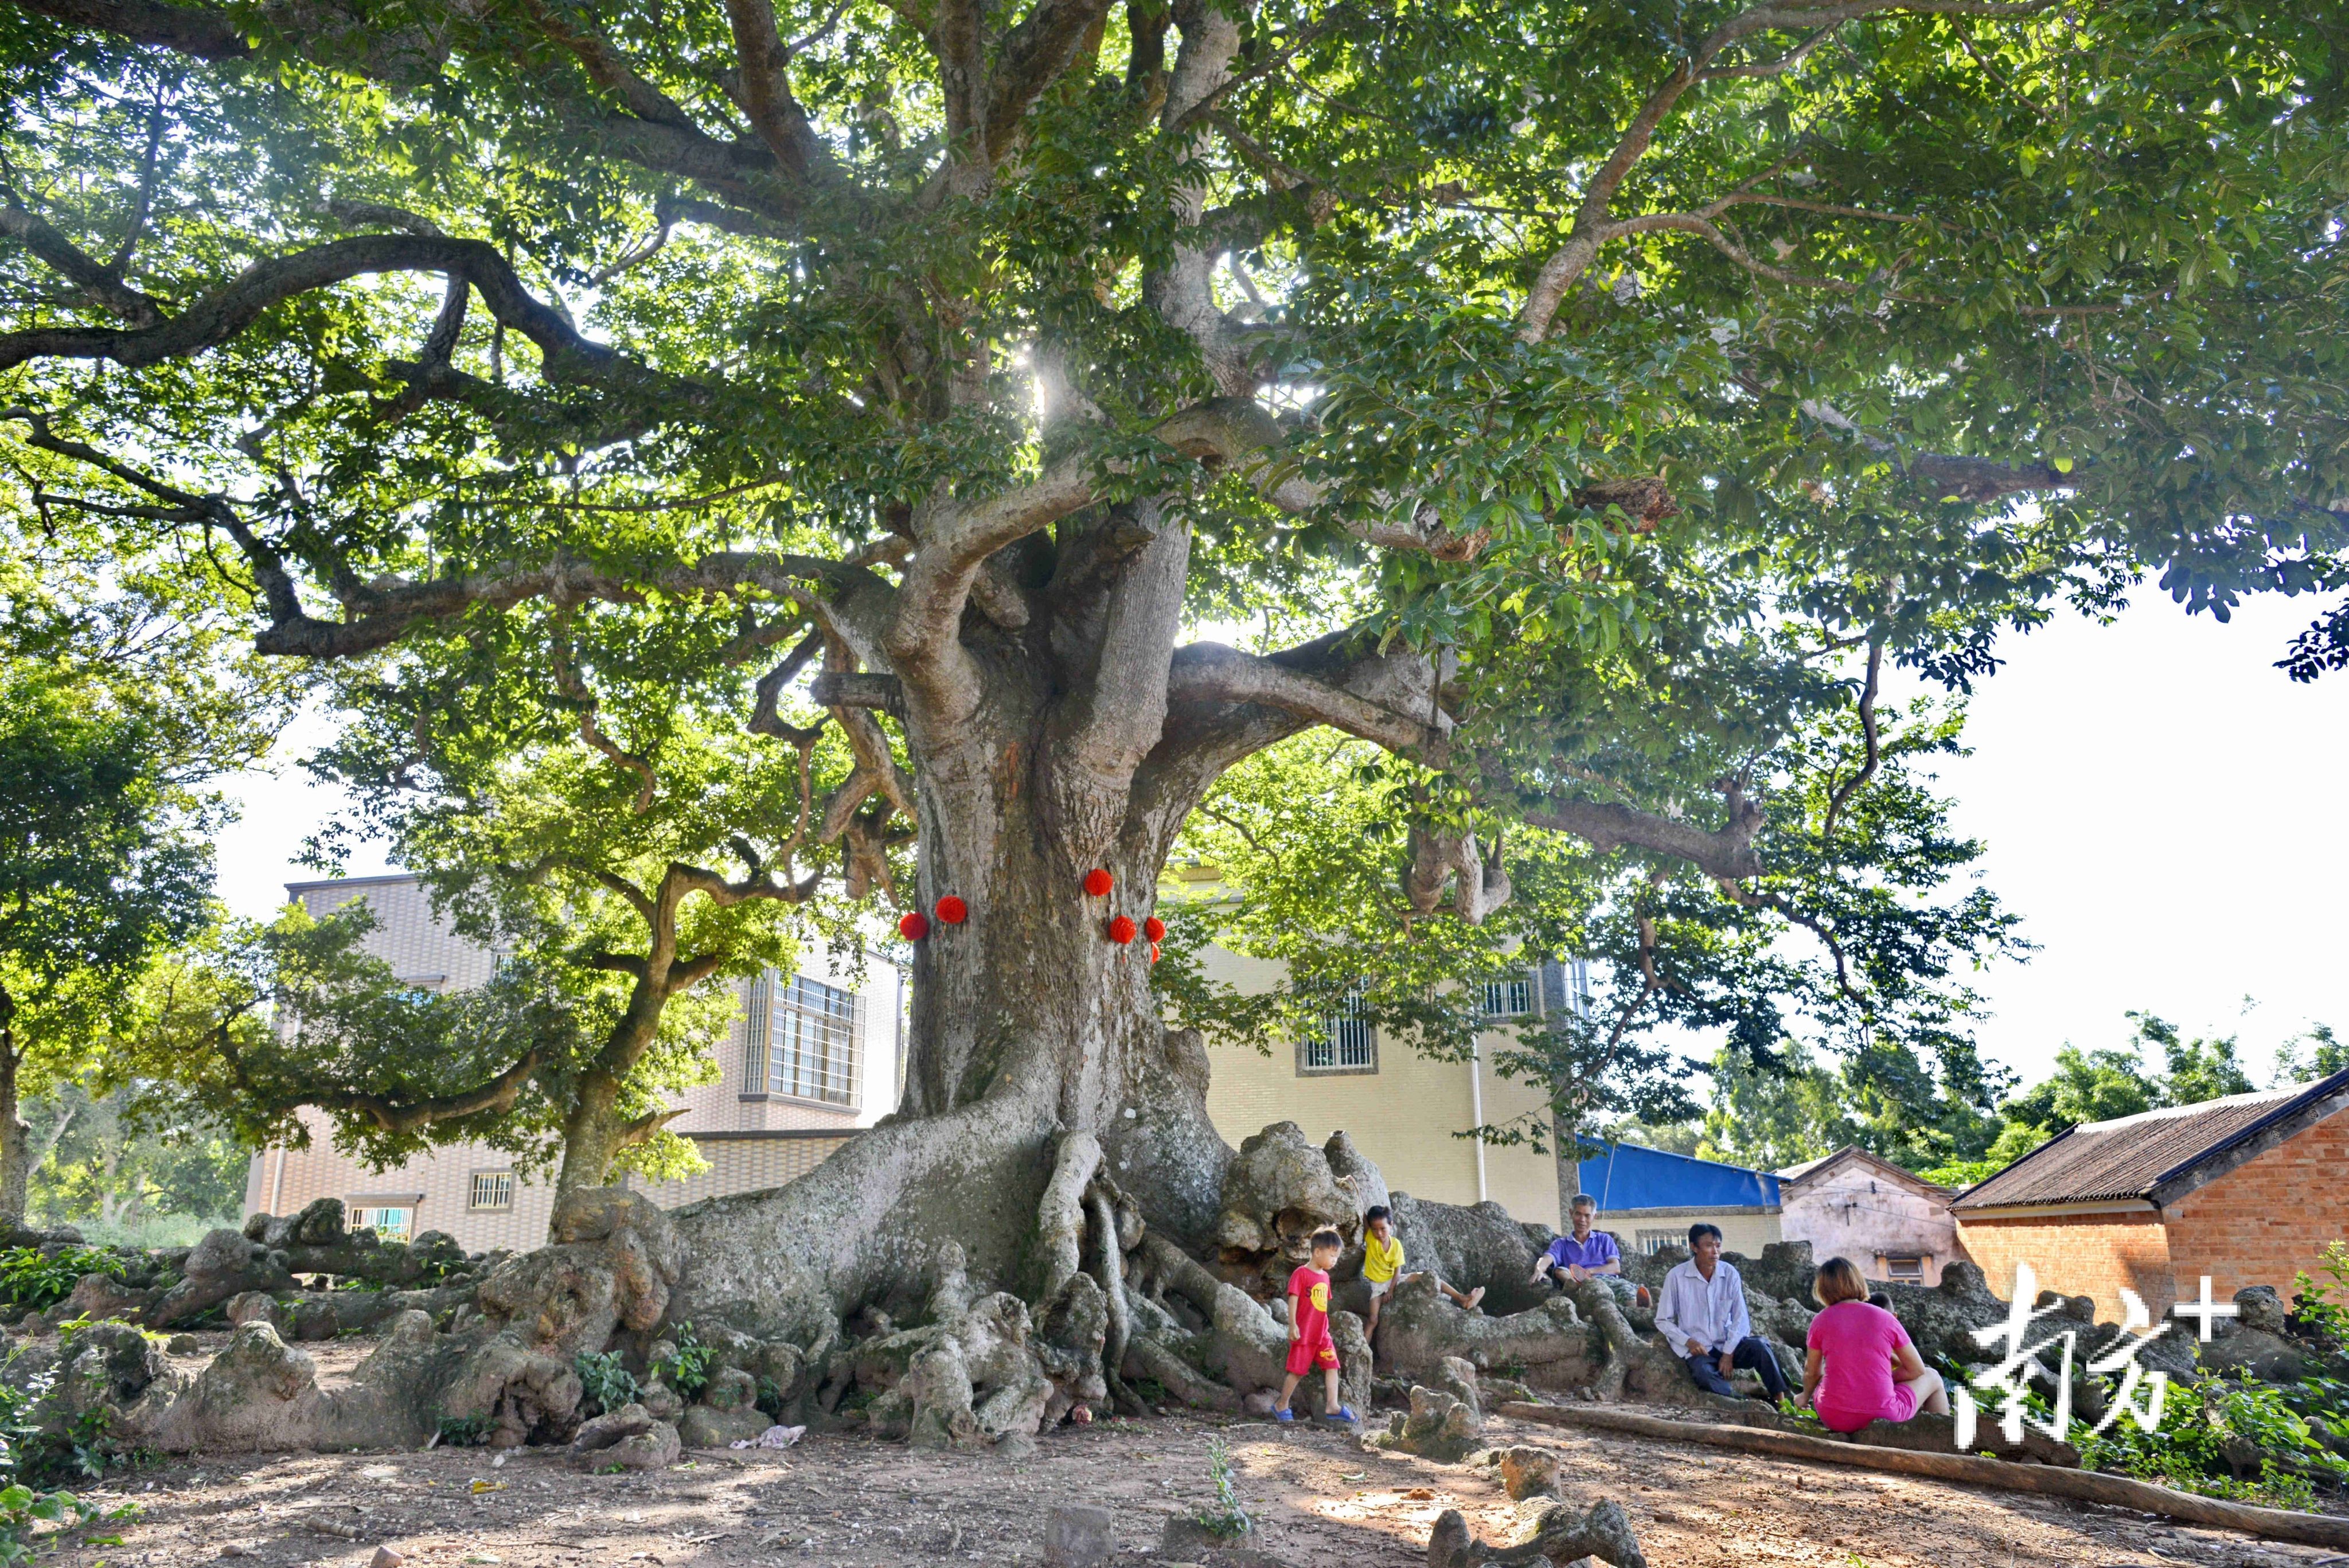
[1952,1071,2349,1211]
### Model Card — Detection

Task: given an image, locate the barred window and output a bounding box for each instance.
[1480,975,1534,1017]
[770,974,861,1106]
[469,1171,515,1212]
[1634,1228,1683,1255]
[742,970,775,1093]
[1882,1254,1926,1282]
[1300,985,1375,1074]
[350,1205,413,1244]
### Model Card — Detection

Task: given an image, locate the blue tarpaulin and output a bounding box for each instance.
[1576,1142,1781,1212]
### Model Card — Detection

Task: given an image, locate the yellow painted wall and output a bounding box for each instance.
[1194,944,1567,1231]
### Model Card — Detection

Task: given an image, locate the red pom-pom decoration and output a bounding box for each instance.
[1150,943,1161,964]
[1142,916,1166,942]
[934,895,968,925]
[1108,915,1138,945]
[1083,868,1113,897]
[898,911,930,941]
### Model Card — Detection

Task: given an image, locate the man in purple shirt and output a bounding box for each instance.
[1528,1194,1650,1309]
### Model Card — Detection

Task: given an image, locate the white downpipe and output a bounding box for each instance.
[268,1143,287,1215]
[1468,1036,1489,1204]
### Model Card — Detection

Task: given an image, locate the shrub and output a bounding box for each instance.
[0,1249,124,1312]
[651,1323,713,1403]
[2078,1372,2347,1509]
[575,1351,640,1419]
[0,1483,106,1566]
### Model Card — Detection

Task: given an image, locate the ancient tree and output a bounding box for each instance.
[5,0,2346,1440]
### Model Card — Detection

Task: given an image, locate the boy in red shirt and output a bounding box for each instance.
[1271,1227,1358,1423]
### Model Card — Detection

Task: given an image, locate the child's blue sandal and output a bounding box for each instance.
[1323,1405,1359,1423]
[1271,1407,1294,1423]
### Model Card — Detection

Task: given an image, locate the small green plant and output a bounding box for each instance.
[0,1250,125,1313]
[435,1414,493,1448]
[576,1351,641,1419]
[1194,1438,1251,1540]
[0,1482,106,1565]
[651,1323,713,1403]
[2077,1371,2346,1508]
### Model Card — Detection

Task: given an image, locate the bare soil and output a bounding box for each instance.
[41,1394,2347,1568]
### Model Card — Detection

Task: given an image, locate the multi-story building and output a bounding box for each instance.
[246,867,1603,1249]
[241,874,904,1253]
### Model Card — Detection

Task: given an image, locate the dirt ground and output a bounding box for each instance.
[38,1388,2349,1568]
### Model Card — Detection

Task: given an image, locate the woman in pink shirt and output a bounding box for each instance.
[1801,1257,1949,1433]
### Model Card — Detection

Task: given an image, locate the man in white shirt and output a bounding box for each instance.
[1650,1223,1790,1401]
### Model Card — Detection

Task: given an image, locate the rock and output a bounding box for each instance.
[1373,1384,1484,1464]
[2234,1285,2291,1336]
[369,1549,405,1568]
[703,1365,759,1413]
[1044,1504,1115,1568]
[1741,1240,1817,1304]
[1372,1274,1599,1390]
[166,1334,201,1355]
[288,1297,342,1342]
[225,1293,283,1330]
[677,1401,770,1449]
[1384,1191,1551,1316]
[1426,1509,1475,1568]
[1240,1388,1278,1415]
[64,1273,155,1322]
[1492,1445,1560,1500]
[18,1313,47,1337]
[639,1380,685,1422]
[569,1402,680,1470]
[1214,1122,1367,1298]
[1164,1515,1254,1558]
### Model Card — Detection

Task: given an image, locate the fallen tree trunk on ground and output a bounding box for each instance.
[1497,1402,2349,1551]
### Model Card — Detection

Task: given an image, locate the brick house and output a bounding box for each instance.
[1951,1068,2349,1319]
[1777,1145,1960,1286]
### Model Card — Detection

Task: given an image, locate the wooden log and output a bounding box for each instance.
[1496,1402,2349,1551]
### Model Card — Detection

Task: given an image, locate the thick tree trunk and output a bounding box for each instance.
[553,1070,629,1200]
[0,1032,26,1229]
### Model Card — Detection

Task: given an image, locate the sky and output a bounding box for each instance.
[211,587,2348,1095]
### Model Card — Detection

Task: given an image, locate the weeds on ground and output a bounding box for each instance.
[1193,1438,1251,1539]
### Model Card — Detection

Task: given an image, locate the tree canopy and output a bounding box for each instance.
[3,0,2346,1206]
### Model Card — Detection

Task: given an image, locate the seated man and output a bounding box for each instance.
[1652,1223,1790,1402]
[1528,1194,1652,1310]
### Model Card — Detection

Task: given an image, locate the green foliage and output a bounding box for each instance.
[0,1482,111,1566]
[2077,1373,2344,1510]
[0,1249,123,1312]
[1194,1438,1252,1540]
[23,1081,247,1233]
[575,1351,641,1420]
[652,1324,713,1405]
[2274,1025,2349,1090]
[434,1414,493,1448]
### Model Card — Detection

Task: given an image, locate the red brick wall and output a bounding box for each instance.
[2165,1105,2349,1310]
[1954,1211,2174,1321]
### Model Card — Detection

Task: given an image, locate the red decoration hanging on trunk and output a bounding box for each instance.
[898,911,930,941]
[1142,916,1166,942]
[1083,868,1113,897]
[934,895,968,925]
[1149,943,1161,964]
[1107,915,1137,945]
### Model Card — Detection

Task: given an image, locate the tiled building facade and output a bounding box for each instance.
[249,869,1611,1249]
[242,875,899,1252]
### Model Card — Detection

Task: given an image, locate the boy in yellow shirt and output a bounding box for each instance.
[1361,1204,1485,1351]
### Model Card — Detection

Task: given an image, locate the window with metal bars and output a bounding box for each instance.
[469,1171,515,1211]
[743,972,861,1106]
[1480,974,1534,1017]
[1300,985,1375,1073]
